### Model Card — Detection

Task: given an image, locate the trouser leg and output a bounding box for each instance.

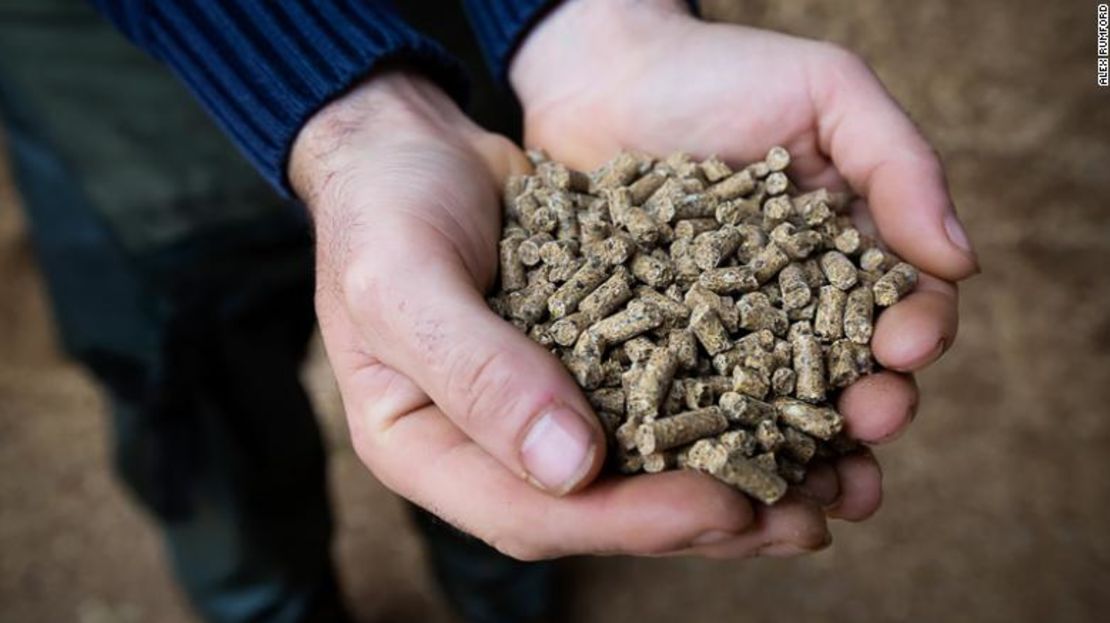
[1,72,345,623]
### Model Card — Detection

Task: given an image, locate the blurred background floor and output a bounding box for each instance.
[2,1,1109,621]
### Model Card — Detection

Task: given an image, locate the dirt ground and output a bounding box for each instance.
[2,1,1109,622]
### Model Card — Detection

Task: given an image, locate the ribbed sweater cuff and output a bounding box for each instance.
[462,0,701,84]
[108,1,468,195]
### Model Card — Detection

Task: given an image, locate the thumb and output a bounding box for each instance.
[346,247,606,496]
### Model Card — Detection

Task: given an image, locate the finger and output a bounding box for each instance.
[812,50,979,281]
[872,273,959,372]
[344,236,605,496]
[794,462,841,508]
[679,494,831,559]
[826,450,883,521]
[837,371,918,444]
[342,386,755,559]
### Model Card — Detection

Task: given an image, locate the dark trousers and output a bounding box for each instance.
[0,2,549,622]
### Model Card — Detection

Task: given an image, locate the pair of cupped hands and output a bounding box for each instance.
[289,0,977,560]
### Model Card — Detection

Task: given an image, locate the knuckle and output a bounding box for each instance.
[340,254,394,325]
[821,42,867,71]
[445,345,520,432]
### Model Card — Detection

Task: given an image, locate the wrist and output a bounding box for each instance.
[509,0,693,112]
[288,70,479,211]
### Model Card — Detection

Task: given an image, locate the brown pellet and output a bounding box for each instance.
[630,253,675,288]
[827,339,861,389]
[778,263,812,310]
[548,260,611,318]
[699,266,759,294]
[578,267,633,322]
[499,234,528,292]
[790,321,826,403]
[708,170,756,200]
[771,367,796,396]
[709,450,788,505]
[627,346,680,420]
[692,226,741,270]
[874,262,919,306]
[635,406,728,455]
[718,392,776,426]
[843,286,875,344]
[690,305,733,356]
[700,155,734,183]
[750,242,791,284]
[820,251,859,290]
[774,398,844,440]
[814,285,847,341]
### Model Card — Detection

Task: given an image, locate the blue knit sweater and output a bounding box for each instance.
[89,1,696,194]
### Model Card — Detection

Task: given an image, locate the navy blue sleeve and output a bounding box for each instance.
[88,1,468,195]
[461,0,700,83]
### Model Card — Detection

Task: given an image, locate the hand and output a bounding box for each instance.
[512,0,979,554]
[290,72,799,560]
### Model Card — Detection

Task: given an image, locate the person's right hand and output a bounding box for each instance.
[288,71,832,560]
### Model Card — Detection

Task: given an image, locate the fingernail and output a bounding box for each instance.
[944,212,974,256]
[521,406,595,495]
[758,531,833,557]
[690,530,736,547]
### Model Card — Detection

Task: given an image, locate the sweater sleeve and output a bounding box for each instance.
[460,0,700,83]
[88,0,468,195]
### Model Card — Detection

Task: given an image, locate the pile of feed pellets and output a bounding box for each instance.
[488,148,918,505]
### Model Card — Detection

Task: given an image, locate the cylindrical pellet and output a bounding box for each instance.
[628,170,668,205]
[714,390,777,424]
[843,286,875,344]
[690,305,732,356]
[755,419,785,452]
[764,171,789,195]
[778,263,812,310]
[692,226,741,270]
[550,312,589,347]
[594,151,644,190]
[827,339,861,389]
[700,156,734,182]
[790,321,826,402]
[750,242,791,283]
[874,262,918,306]
[499,234,528,291]
[771,367,796,397]
[635,406,728,455]
[820,251,859,290]
[709,450,788,505]
[699,266,759,294]
[630,253,675,288]
[518,232,553,267]
[578,268,633,322]
[627,346,680,420]
[548,260,611,318]
[814,285,847,341]
[587,388,626,414]
[589,300,665,347]
[782,427,817,463]
[733,365,770,399]
[708,170,755,200]
[774,398,844,440]
[673,218,719,240]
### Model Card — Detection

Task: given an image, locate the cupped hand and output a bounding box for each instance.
[511,0,979,552]
[289,72,827,560]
